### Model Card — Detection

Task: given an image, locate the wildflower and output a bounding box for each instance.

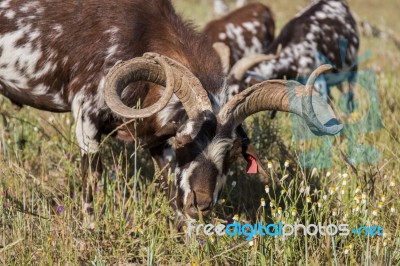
[260,198,265,207]
[342,173,348,178]
[306,196,312,203]
[284,160,289,168]
[270,200,275,208]
[329,186,335,194]
[378,201,384,209]
[354,195,360,203]
[233,214,239,221]
[372,209,379,216]
[291,208,297,216]
[342,180,347,186]
[280,189,287,195]
[326,171,331,177]
[277,207,282,215]
[383,240,388,247]
[322,195,328,201]
[249,240,254,246]
[56,205,65,213]
[389,179,395,187]
[66,118,71,125]
[267,161,273,169]
[217,199,225,205]
[341,187,346,195]
[342,214,347,222]
[353,205,360,213]
[332,208,337,216]
[317,201,322,208]
[390,206,395,213]
[265,185,269,194]
[383,175,388,180]
[231,181,237,187]
[381,194,386,202]
[271,209,277,217]
[355,185,361,194]
[137,227,143,234]
[344,246,350,255]
[210,236,215,243]
[33,127,38,132]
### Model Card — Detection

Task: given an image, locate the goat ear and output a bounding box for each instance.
[241,144,269,179]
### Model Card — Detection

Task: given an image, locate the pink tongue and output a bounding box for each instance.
[246,155,258,174]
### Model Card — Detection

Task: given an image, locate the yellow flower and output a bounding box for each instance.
[284,160,290,168]
[355,185,362,194]
[291,208,297,216]
[270,199,275,208]
[271,209,277,217]
[380,194,386,202]
[378,201,384,209]
[233,214,239,221]
[278,207,282,215]
[372,209,379,216]
[267,161,273,169]
[306,196,312,203]
[217,199,226,205]
[260,198,266,207]
[281,189,287,194]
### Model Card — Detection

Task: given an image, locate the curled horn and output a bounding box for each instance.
[219,64,343,135]
[213,42,230,75]
[104,52,212,120]
[228,44,282,81]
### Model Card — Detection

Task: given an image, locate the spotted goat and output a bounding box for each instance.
[218,0,359,112]
[204,2,275,72]
[0,0,342,225]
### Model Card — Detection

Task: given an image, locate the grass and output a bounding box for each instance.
[1,0,400,265]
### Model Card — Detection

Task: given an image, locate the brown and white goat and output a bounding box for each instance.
[221,0,359,112]
[204,3,275,69]
[0,0,342,226]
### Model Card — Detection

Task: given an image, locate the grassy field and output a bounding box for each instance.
[1,0,400,265]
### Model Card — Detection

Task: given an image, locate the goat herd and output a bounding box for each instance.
[0,0,358,227]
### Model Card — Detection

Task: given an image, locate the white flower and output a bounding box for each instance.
[265,185,269,194]
[342,173,348,178]
[332,208,337,216]
[389,180,395,187]
[249,240,254,246]
[34,127,38,132]
[284,160,289,168]
[380,194,386,202]
[372,209,379,216]
[233,214,239,221]
[217,199,225,205]
[267,162,273,169]
[342,180,347,186]
[291,208,297,216]
[390,206,395,213]
[260,198,266,207]
[323,195,328,201]
[277,207,282,215]
[326,171,331,177]
[231,181,237,187]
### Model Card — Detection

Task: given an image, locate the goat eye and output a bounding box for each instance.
[175,135,192,148]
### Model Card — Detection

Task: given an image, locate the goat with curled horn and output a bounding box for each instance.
[105,52,342,221]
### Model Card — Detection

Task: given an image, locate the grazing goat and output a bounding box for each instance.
[0,0,342,226]
[204,3,275,69]
[222,0,359,112]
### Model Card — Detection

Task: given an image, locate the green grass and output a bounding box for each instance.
[1,0,400,265]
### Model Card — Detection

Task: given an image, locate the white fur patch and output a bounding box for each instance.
[180,162,200,204]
